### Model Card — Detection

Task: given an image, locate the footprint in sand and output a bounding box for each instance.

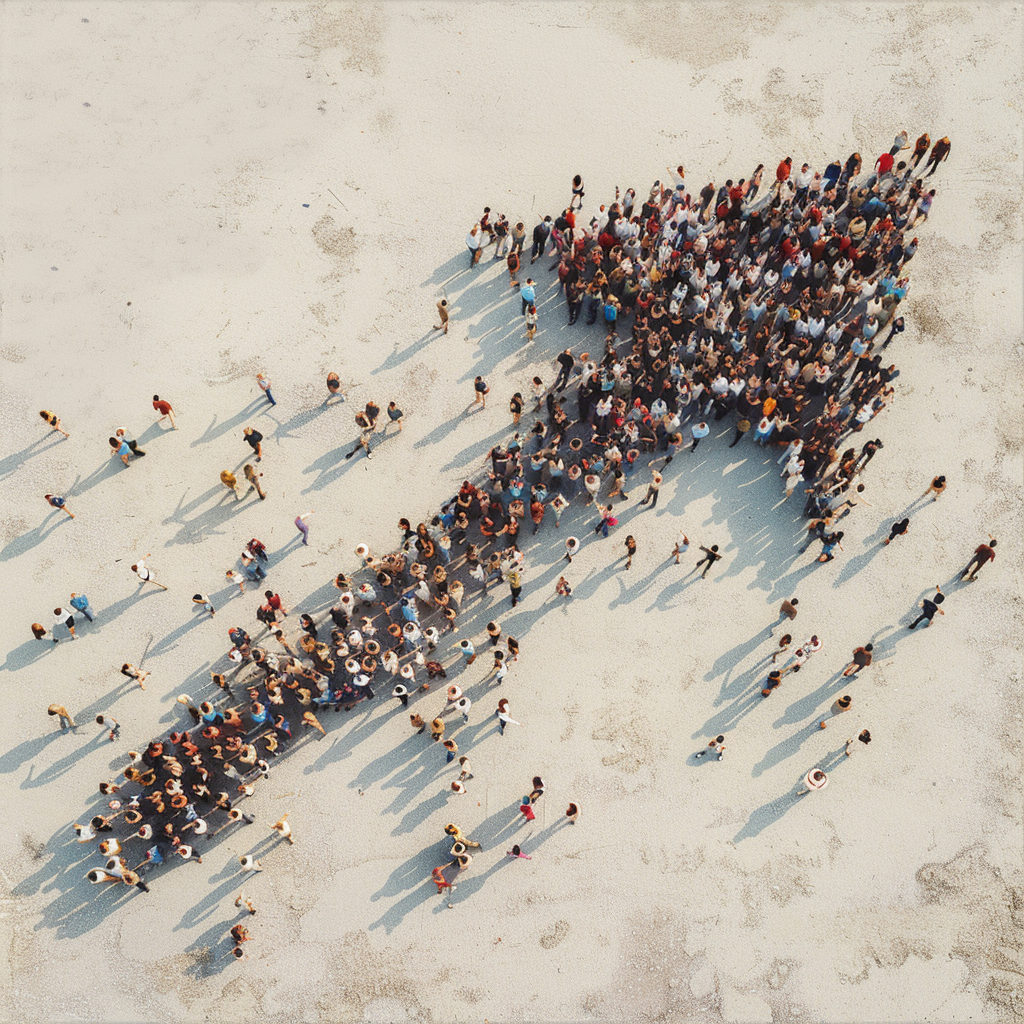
[539,920,570,949]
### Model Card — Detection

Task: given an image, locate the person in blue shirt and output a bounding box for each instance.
[69,592,95,621]
[44,493,75,518]
[520,278,536,315]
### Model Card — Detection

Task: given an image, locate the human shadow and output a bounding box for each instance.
[0,435,63,484]
[732,781,803,843]
[189,399,266,448]
[73,455,126,495]
[371,331,438,376]
[0,511,73,562]
[161,484,256,546]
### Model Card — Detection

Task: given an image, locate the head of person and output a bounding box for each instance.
[864,643,873,652]
[859,730,872,744]
[710,545,719,552]
[934,593,945,605]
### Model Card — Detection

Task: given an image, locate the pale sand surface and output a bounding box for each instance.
[1,3,1022,1022]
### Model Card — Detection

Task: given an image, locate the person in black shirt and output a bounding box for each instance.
[530,217,551,264]
[553,349,575,392]
[908,588,944,629]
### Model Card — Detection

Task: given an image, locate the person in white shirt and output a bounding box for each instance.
[131,554,168,590]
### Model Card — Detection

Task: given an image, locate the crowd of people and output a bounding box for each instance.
[32,130,995,943]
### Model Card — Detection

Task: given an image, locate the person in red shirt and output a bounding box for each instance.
[152,394,176,429]
[776,157,792,183]
[959,535,996,581]
[874,151,894,178]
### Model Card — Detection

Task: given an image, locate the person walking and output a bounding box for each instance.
[243,464,266,499]
[923,475,946,501]
[845,730,872,756]
[325,372,345,404]
[53,607,77,640]
[131,554,168,590]
[531,216,551,263]
[506,566,523,607]
[386,402,404,432]
[565,802,580,824]
[797,768,828,796]
[509,393,523,427]
[639,472,662,509]
[44,494,74,519]
[69,592,96,622]
[623,535,637,570]
[525,304,538,342]
[192,593,216,617]
[294,511,314,545]
[884,519,910,545]
[519,278,536,316]
[496,698,521,736]
[256,372,276,406]
[220,470,243,501]
[121,663,149,689]
[728,416,751,447]
[594,505,617,539]
[959,535,996,581]
[48,704,77,731]
[238,855,263,874]
[32,622,56,643]
[114,426,146,458]
[695,735,726,760]
[466,223,484,267]
[152,395,177,429]
[242,427,263,462]
[555,576,573,598]
[344,410,374,461]
[923,136,951,176]
[771,597,798,635]
[690,421,710,452]
[434,298,450,334]
[842,644,873,676]
[553,349,575,392]
[39,410,70,438]
[96,714,120,742]
[673,531,690,564]
[564,536,580,563]
[270,815,294,844]
[694,544,721,578]
[472,376,489,410]
[909,587,945,629]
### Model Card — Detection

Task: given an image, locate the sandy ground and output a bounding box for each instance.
[1,3,1023,1022]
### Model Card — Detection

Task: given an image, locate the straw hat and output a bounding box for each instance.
[364,640,380,656]
[446,685,463,703]
[400,664,415,680]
